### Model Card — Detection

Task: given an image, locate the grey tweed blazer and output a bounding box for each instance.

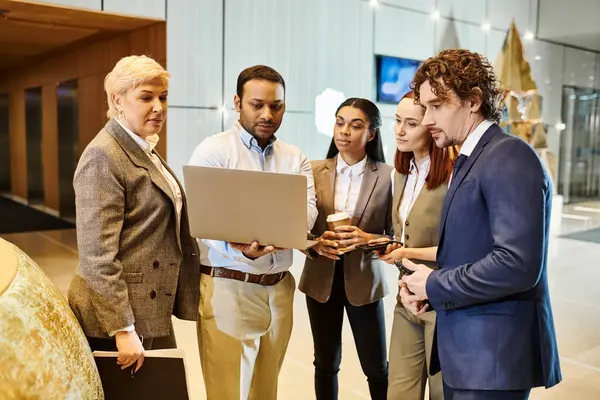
[68,119,200,339]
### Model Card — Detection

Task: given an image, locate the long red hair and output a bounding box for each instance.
[393,91,456,190]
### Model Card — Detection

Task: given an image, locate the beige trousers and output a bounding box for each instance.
[197,272,295,400]
[387,305,443,400]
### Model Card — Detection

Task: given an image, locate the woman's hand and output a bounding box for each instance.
[313,231,342,260]
[334,226,373,251]
[115,330,145,372]
[378,246,406,264]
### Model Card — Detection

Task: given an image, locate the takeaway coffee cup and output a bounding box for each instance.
[326,212,352,231]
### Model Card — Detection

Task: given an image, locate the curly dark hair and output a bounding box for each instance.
[410,49,503,122]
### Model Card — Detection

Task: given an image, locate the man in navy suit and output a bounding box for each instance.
[400,49,561,399]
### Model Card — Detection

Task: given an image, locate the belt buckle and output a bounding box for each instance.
[244,273,250,283]
[259,274,267,285]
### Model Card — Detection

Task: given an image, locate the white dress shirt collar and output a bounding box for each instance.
[336,153,367,176]
[115,118,160,154]
[409,155,431,174]
[459,120,494,156]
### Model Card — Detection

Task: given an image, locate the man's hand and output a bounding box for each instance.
[313,231,342,260]
[401,258,433,300]
[334,225,373,251]
[399,283,429,316]
[230,241,278,260]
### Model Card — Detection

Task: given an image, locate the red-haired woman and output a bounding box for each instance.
[374,91,455,400]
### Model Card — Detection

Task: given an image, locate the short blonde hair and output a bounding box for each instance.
[104,55,171,119]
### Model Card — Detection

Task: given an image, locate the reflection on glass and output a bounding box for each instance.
[558,87,600,203]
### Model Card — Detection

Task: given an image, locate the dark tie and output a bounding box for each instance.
[453,154,468,176]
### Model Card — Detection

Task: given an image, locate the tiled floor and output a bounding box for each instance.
[2,198,600,399]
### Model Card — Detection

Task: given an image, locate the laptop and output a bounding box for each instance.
[183,165,315,250]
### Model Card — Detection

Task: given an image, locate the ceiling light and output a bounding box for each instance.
[431,10,440,20]
[481,22,491,31]
[534,55,542,61]
[555,122,566,131]
[369,0,378,8]
[524,31,534,40]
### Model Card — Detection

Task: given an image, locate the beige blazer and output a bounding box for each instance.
[68,119,200,339]
[299,157,393,306]
[392,171,447,267]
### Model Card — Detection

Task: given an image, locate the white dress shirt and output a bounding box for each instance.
[448,120,494,186]
[187,121,318,275]
[116,119,183,226]
[392,156,431,240]
[334,154,367,216]
[112,119,183,336]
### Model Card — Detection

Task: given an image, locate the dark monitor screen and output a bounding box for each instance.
[376,55,421,104]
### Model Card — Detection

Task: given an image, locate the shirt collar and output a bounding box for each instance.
[336,153,367,175]
[115,118,160,154]
[459,120,494,156]
[234,120,277,150]
[409,155,431,174]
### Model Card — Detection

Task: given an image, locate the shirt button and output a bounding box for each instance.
[153,260,160,269]
[150,290,157,299]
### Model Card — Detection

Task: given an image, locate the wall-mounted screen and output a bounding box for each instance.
[375,55,421,104]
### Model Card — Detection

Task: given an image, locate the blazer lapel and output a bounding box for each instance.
[105,119,176,209]
[320,158,337,219]
[352,160,378,226]
[154,151,183,251]
[393,171,407,224]
[438,125,500,240]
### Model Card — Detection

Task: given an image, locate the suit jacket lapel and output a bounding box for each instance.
[154,151,183,251]
[104,119,177,221]
[393,171,407,224]
[352,160,378,226]
[438,125,500,243]
[320,158,337,220]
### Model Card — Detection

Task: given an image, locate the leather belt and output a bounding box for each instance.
[200,265,287,286]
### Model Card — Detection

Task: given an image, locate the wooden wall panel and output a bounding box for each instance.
[42,85,59,211]
[78,74,106,151]
[0,21,167,211]
[9,91,26,199]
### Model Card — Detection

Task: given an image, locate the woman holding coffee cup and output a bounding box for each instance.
[371,91,455,400]
[299,98,393,400]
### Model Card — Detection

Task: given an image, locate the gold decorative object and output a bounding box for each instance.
[0,239,103,400]
[495,20,557,190]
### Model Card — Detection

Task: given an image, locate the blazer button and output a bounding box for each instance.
[150,290,157,299]
[405,234,409,240]
[153,260,160,269]
[405,221,409,226]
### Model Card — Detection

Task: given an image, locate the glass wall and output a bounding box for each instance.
[558,87,600,203]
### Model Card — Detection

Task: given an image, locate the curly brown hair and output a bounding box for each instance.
[410,49,503,122]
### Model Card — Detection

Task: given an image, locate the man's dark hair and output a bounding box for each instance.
[411,49,503,122]
[236,65,286,100]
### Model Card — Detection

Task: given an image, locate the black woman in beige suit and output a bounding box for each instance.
[373,91,455,400]
[299,98,393,400]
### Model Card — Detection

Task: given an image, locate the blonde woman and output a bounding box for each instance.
[68,55,200,372]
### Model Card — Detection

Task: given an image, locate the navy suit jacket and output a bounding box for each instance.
[426,124,562,390]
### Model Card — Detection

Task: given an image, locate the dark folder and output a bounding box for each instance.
[93,349,189,399]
